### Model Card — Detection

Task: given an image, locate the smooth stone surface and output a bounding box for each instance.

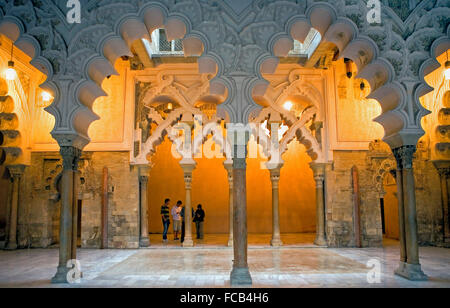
[1,238,449,288]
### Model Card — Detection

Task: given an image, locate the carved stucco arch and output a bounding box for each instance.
[0,0,449,151]
[373,158,397,198]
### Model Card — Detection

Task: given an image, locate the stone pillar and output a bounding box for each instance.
[180,162,196,247]
[5,165,25,250]
[310,162,327,246]
[393,145,427,281]
[269,166,282,247]
[224,161,234,247]
[138,165,151,247]
[71,158,80,260]
[433,161,450,244]
[229,129,252,286]
[52,146,81,284]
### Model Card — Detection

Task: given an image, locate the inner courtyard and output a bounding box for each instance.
[0,0,449,288]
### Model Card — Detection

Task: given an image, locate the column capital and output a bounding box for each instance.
[180,162,196,189]
[60,146,82,171]
[137,164,152,183]
[392,145,416,170]
[433,160,450,178]
[268,164,282,185]
[7,164,26,179]
[309,162,326,183]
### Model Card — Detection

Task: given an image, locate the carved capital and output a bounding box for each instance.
[7,164,26,180]
[59,146,82,171]
[433,161,450,179]
[310,162,326,187]
[392,145,416,170]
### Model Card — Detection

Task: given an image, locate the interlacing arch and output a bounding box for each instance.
[251,75,325,163]
[133,70,227,164]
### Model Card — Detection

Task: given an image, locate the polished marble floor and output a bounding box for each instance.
[0,236,449,288]
[148,233,318,248]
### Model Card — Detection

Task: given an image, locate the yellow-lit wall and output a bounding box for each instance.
[147,137,316,234]
[383,173,399,240]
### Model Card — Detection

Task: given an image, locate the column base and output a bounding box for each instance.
[5,242,17,250]
[270,238,283,247]
[51,266,70,284]
[394,261,428,281]
[227,238,233,247]
[230,267,252,286]
[139,237,150,247]
[182,238,194,247]
[314,236,327,246]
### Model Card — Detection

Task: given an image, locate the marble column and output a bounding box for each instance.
[269,166,282,247]
[5,164,25,250]
[230,130,252,286]
[52,146,81,284]
[433,161,450,244]
[138,165,151,247]
[224,161,234,247]
[180,162,196,247]
[310,162,327,246]
[393,145,427,281]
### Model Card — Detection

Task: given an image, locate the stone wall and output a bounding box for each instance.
[15,151,139,249]
[325,151,383,248]
[324,148,444,248]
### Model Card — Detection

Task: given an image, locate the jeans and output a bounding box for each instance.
[162,219,170,240]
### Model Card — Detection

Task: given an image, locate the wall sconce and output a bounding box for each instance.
[283,101,293,111]
[344,58,353,79]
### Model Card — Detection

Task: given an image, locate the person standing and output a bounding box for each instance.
[180,202,194,243]
[161,198,171,243]
[194,204,205,239]
[171,201,182,240]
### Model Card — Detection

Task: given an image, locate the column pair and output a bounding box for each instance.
[393,145,427,281]
[52,146,82,283]
[5,164,26,250]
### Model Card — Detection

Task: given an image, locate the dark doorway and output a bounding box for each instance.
[380,198,386,234]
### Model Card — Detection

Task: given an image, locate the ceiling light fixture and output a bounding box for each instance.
[5,43,16,81]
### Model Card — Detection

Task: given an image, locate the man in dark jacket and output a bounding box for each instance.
[193,204,205,240]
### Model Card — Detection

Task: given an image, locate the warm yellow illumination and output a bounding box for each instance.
[42,91,53,102]
[283,101,293,111]
[167,102,173,110]
[445,61,450,80]
[5,61,16,81]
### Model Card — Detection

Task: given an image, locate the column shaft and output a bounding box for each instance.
[227,169,234,247]
[310,163,326,246]
[270,168,282,246]
[71,169,79,259]
[181,165,195,247]
[139,165,151,247]
[6,165,25,250]
[396,168,407,263]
